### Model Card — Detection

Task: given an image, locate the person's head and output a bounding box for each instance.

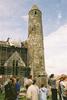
[11,77,16,85]
[33,79,36,85]
[50,74,54,78]
[28,75,32,79]
[60,75,67,81]
[63,75,67,81]
[59,76,65,81]
[41,84,44,88]
[25,85,29,90]
[9,77,13,84]
[16,77,20,82]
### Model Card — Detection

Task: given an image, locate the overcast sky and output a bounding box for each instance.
[0,0,67,75]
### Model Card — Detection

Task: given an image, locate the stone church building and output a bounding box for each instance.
[0,5,47,85]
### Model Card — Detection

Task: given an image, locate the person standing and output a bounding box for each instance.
[4,77,17,100]
[58,76,64,100]
[39,84,48,100]
[26,79,39,100]
[16,78,21,100]
[48,74,57,100]
[60,76,67,100]
[24,75,33,90]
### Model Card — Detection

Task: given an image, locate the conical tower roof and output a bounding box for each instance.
[31,5,39,10]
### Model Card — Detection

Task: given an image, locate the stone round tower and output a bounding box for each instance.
[28,5,47,86]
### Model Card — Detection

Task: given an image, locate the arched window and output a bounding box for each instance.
[13,60,15,66]
[16,60,18,67]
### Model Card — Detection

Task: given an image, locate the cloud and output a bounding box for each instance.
[0,27,27,41]
[45,24,67,75]
[0,0,14,17]
[21,15,28,22]
[58,13,62,19]
[0,0,24,17]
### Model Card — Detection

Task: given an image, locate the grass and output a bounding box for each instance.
[0,93,5,100]
[0,93,51,100]
[0,93,26,100]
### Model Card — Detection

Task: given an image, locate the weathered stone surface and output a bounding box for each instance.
[28,5,47,86]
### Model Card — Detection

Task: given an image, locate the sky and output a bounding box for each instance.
[0,0,67,75]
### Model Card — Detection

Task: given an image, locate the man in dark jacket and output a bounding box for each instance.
[4,78,17,100]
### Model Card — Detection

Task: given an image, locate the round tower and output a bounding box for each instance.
[28,5,47,86]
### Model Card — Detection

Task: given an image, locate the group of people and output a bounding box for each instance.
[24,75,48,100]
[4,75,48,100]
[48,74,67,100]
[1,74,67,100]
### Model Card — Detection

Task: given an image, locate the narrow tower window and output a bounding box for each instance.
[35,11,37,15]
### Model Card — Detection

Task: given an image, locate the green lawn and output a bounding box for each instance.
[0,93,51,100]
[0,93,5,100]
[0,93,26,100]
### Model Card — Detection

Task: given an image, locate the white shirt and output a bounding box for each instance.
[60,81,67,97]
[39,87,48,100]
[27,84,39,100]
